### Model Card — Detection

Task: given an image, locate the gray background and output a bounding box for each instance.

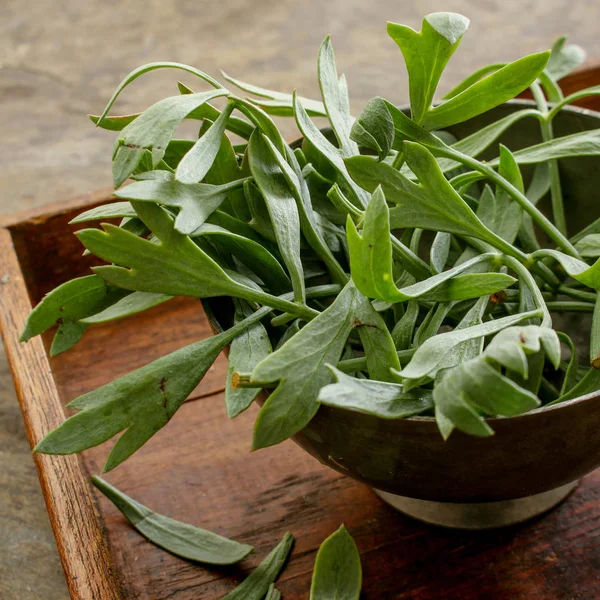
[1,0,599,597]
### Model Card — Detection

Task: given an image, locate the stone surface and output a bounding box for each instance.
[0,0,599,598]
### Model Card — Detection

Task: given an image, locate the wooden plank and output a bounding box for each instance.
[0,227,123,600]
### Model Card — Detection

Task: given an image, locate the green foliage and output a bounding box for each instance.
[92,477,253,564]
[222,533,294,600]
[26,12,600,474]
[310,525,362,600]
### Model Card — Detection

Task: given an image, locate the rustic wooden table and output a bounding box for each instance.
[1,1,600,598]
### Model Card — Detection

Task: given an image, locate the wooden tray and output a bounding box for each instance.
[2,69,600,599]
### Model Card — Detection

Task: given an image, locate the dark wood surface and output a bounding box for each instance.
[1,189,600,599]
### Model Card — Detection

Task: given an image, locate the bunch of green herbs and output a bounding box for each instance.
[19,13,600,592]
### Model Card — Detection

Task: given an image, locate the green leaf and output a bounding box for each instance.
[250,283,360,449]
[20,275,128,355]
[112,89,228,187]
[533,249,600,289]
[318,36,358,156]
[35,298,281,470]
[175,102,235,184]
[433,326,559,437]
[293,93,369,209]
[89,113,139,131]
[391,299,419,349]
[70,202,137,224]
[194,223,290,294]
[591,294,600,368]
[96,62,223,128]
[399,310,542,381]
[430,232,451,274]
[233,97,286,155]
[434,109,542,174]
[546,36,586,82]
[221,71,326,116]
[387,13,469,124]
[551,367,600,404]
[79,202,317,321]
[248,131,305,303]
[548,86,600,120]
[489,129,600,165]
[264,584,281,600]
[346,187,514,303]
[422,51,550,130]
[226,312,272,418]
[263,137,347,285]
[114,174,247,235]
[223,532,294,600]
[350,97,394,161]
[442,63,505,100]
[477,147,523,245]
[81,292,173,325]
[352,293,400,381]
[575,234,600,258]
[309,525,361,600]
[346,148,497,242]
[318,366,433,418]
[92,477,252,564]
[36,331,229,470]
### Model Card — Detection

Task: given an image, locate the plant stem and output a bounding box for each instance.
[444,149,580,258]
[558,285,597,303]
[503,256,552,327]
[545,301,594,312]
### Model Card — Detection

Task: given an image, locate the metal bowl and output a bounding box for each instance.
[204,100,600,528]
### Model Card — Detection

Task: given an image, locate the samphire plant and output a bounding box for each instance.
[19,11,600,595]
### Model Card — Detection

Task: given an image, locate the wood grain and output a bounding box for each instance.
[0,227,122,600]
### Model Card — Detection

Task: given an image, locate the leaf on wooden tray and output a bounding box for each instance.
[433,326,560,437]
[387,13,469,125]
[81,292,173,324]
[346,186,514,303]
[318,366,433,418]
[20,275,128,356]
[92,477,253,564]
[264,584,282,600]
[114,172,247,235]
[35,305,269,471]
[310,525,362,600]
[112,89,228,187]
[318,35,358,156]
[222,532,294,600]
[226,301,272,418]
[422,50,550,130]
[248,131,305,303]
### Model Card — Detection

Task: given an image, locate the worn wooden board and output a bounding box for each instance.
[2,72,600,599]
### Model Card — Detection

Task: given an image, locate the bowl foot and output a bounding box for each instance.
[373,481,578,530]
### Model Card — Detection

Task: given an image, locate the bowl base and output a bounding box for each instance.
[373,481,578,530]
